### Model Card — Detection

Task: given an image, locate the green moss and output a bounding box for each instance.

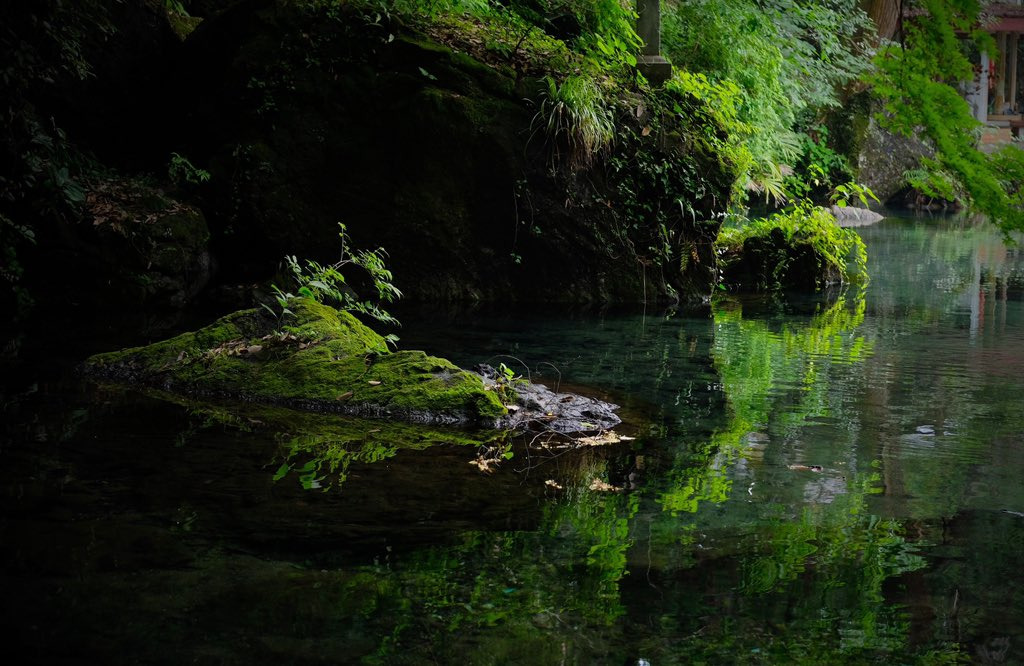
[86,298,506,425]
[716,204,867,292]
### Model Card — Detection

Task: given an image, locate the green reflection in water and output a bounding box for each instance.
[123,387,508,493]
[624,286,962,663]
[10,217,1024,664]
[336,457,642,664]
[291,286,963,664]
[659,292,872,517]
[273,418,503,492]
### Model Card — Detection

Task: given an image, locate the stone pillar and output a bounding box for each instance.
[1009,33,1019,112]
[996,32,1008,113]
[636,0,672,85]
[978,50,990,122]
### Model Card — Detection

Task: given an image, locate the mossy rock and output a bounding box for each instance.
[719,227,843,292]
[84,298,507,426]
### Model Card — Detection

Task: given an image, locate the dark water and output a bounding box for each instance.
[3,215,1024,664]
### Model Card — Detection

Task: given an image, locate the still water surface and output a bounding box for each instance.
[2,214,1024,664]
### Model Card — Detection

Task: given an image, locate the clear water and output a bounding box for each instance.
[3,214,1024,664]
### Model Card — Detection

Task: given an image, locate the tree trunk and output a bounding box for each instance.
[863,0,901,43]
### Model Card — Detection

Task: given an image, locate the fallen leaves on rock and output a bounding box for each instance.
[84,176,195,236]
[198,332,318,363]
[589,478,621,493]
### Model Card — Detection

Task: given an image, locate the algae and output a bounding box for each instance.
[86,298,507,426]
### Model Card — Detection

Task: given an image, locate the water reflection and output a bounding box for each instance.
[3,214,1024,663]
[656,293,873,517]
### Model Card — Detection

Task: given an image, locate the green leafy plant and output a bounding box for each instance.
[830,181,879,209]
[571,0,642,72]
[168,152,211,186]
[492,362,526,406]
[263,223,402,347]
[783,127,856,201]
[662,0,874,204]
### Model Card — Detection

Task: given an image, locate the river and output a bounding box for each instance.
[2,213,1023,664]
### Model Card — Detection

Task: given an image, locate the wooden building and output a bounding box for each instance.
[962,3,1024,148]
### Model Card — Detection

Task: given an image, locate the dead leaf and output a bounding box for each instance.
[469,456,502,473]
[544,479,563,490]
[575,431,635,447]
[367,380,382,386]
[244,345,263,355]
[336,391,354,401]
[641,126,652,136]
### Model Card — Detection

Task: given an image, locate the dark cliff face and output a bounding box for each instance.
[171,0,737,305]
[3,0,737,322]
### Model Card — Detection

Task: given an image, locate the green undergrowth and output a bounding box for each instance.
[341,0,742,293]
[717,204,868,292]
[346,0,687,169]
[86,298,506,425]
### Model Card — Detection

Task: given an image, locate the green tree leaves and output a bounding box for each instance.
[869,0,1024,233]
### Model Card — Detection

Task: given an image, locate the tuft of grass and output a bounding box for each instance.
[533,74,615,170]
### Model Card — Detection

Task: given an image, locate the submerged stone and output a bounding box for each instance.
[475,364,620,433]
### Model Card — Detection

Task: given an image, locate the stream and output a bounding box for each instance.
[2,213,1024,664]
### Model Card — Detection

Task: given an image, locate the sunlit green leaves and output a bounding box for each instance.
[266,222,402,338]
[662,0,875,196]
[868,0,1024,233]
[533,74,616,169]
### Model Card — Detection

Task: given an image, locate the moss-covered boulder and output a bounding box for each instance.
[720,227,843,291]
[85,299,507,426]
[716,206,867,293]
